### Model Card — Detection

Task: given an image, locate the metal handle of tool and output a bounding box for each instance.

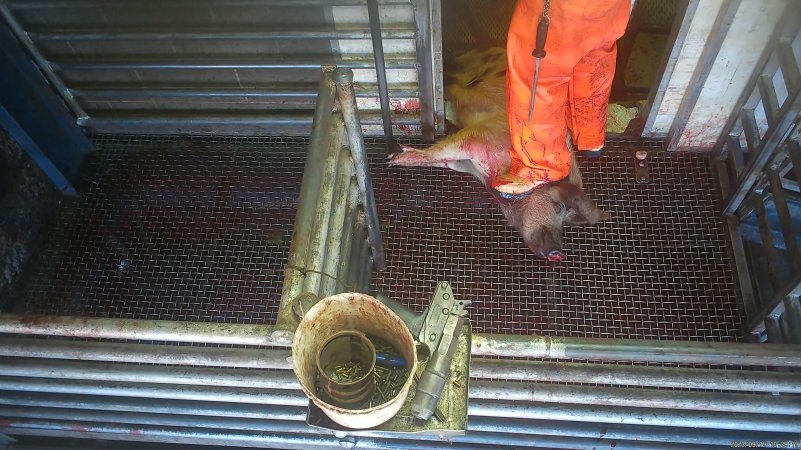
[528,0,551,122]
[532,18,549,59]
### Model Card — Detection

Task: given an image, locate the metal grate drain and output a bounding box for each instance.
[21,135,306,324]
[18,136,742,341]
[370,139,744,342]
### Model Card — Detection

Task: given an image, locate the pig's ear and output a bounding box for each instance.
[548,182,610,226]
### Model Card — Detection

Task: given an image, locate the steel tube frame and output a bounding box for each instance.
[320,147,353,298]
[469,380,801,415]
[3,391,796,448]
[300,115,344,298]
[4,315,801,366]
[470,358,801,393]
[469,400,801,433]
[0,377,307,406]
[334,67,387,271]
[0,338,292,369]
[471,333,801,366]
[367,0,395,152]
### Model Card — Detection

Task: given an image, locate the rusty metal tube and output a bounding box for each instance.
[0,338,292,369]
[333,68,386,272]
[0,314,278,346]
[320,147,353,298]
[300,114,344,299]
[469,380,801,415]
[471,333,801,366]
[469,399,801,433]
[0,376,307,406]
[335,178,360,291]
[470,358,801,393]
[275,68,336,337]
[0,358,301,390]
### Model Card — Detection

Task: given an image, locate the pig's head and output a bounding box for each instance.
[495,180,610,261]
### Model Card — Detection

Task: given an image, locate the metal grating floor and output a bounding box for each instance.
[370,139,744,342]
[16,136,743,341]
[20,135,305,324]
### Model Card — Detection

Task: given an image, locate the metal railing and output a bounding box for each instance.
[714,4,801,342]
[273,67,385,342]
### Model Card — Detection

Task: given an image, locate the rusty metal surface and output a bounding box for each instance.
[20,135,304,324]
[371,139,744,341]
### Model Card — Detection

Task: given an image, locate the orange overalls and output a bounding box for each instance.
[503,0,631,186]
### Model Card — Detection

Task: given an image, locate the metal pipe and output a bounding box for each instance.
[73,87,419,100]
[0,418,700,450]
[470,358,801,393]
[334,68,387,272]
[724,84,801,215]
[0,392,307,422]
[0,358,301,390]
[336,179,360,291]
[0,4,89,123]
[366,0,395,151]
[412,0,435,141]
[320,147,353,298]
[782,294,801,344]
[300,115,344,298]
[275,69,335,336]
[33,30,416,41]
[469,379,801,415]
[3,390,797,448]
[471,333,801,366]
[0,376,307,406]
[0,314,279,346]
[468,416,801,448]
[54,59,416,71]
[0,337,292,369]
[469,399,801,433]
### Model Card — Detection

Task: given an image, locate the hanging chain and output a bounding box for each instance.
[542,0,551,24]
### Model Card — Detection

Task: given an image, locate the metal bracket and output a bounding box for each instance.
[634,150,650,183]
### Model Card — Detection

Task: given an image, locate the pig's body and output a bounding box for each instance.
[389,48,609,261]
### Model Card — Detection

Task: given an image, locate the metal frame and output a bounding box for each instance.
[714,3,801,341]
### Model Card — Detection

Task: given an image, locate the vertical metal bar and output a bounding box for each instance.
[724,89,801,215]
[727,133,745,176]
[301,116,344,298]
[758,74,780,125]
[667,0,740,150]
[275,69,336,334]
[753,191,784,290]
[767,168,801,272]
[366,0,395,151]
[413,0,435,142]
[782,294,801,344]
[777,39,801,94]
[715,155,732,200]
[788,139,801,192]
[765,314,785,344]
[429,0,445,136]
[749,274,801,334]
[740,108,761,154]
[320,147,353,298]
[0,4,89,124]
[333,68,387,271]
[336,179,360,291]
[641,0,698,138]
[725,215,759,319]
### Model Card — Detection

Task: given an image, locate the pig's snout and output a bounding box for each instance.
[547,250,566,262]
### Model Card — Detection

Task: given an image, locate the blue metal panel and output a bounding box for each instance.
[0,21,92,195]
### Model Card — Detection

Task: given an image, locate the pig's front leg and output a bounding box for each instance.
[387,139,467,169]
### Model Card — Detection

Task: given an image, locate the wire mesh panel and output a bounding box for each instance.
[21,135,306,324]
[371,140,743,341]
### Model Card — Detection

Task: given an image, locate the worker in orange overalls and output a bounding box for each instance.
[491,0,632,197]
